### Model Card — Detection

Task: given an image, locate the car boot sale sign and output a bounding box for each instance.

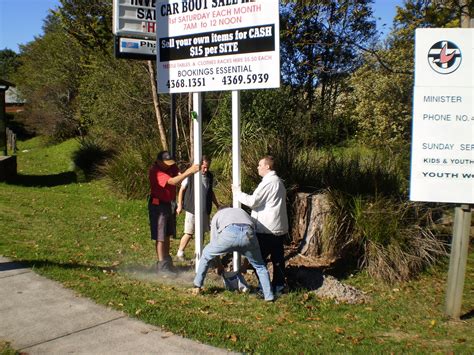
[155,0,280,93]
[410,28,474,203]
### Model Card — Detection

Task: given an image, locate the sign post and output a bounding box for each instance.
[411,28,473,319]
[156,0,280,270]
[445,204,471,318]
[232,90,241,271]
[193,92,203,271]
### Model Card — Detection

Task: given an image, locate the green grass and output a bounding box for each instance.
[0,340,17,355]
[0,138,473,353]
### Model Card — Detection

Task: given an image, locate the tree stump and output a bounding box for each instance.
[287,192,337,268]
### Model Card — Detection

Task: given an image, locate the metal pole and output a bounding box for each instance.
[445,2,472,319]
[232,90,241,272]
[193,92,203,272]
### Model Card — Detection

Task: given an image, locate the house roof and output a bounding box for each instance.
[6,86,25,104]
[0,79,14,89]
[0,80,25,105]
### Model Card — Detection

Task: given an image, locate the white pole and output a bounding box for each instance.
[193,92,203,272]
[232,90,241,272]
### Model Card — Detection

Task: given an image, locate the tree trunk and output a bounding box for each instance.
[288,192,337,267]
[289,190,362,271]
[147,60,168,150]
[188,93,193,159]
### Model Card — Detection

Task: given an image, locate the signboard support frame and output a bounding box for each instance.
[445,204,471,319]
[193,93,203,272]
[232,90,241,272]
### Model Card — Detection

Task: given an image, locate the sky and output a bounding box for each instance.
[0,0,404,54]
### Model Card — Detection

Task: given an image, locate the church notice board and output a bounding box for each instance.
[410,28,474,204]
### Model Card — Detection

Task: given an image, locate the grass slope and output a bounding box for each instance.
[0,138,472,353]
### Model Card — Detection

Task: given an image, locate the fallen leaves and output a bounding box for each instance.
[225,334,238,342]
[335,327,345,335]
[161,331,174,339]
[347,335,365,345]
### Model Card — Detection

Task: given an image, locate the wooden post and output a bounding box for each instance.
[445,1,472,319]
[170,94,176,159]
[445,205,471,319]
[0,89,6,156]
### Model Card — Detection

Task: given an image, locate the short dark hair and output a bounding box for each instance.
[202,155,211,165]
[261,155,274,170]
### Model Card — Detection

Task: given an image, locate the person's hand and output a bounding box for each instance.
[176,203,182,215]
[188,164,200,174]
[232,184,241,194]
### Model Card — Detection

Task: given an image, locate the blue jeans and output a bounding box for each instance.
[194,224,274,301]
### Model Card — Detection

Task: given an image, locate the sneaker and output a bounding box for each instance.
[255,289,275,301]
[176,254,185,262]
[191,286,201,295]
[156,257,177,277]
[222,272,250,292]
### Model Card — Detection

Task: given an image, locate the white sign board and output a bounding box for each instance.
[115,37,157,60]
[113,0,157,38]
[410,28,474,203]
[156,0,280,93]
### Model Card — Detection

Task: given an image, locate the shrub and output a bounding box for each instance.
[352,197,447,283]
[101,141,159,199]
[286,158,446,283]
[72,137,114,181]
[274,145,408,199]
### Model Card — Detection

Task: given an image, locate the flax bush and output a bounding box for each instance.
[100,142,159,199]
[351,197,447,283]
[72,136,114,181]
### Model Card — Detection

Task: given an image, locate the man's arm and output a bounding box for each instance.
[167,164,199,186]
[210,215,218,241]
[176,183,187,214]
[234,183,267,209]
[212,191,219,209]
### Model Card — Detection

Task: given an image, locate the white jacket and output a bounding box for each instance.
[237,171,288,235]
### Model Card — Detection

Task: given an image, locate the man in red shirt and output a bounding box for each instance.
[148,151,199,273]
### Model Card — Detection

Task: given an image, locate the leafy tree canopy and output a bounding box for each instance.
[0,49,20,80]
[280,1,377,91]
[54,0,113,54]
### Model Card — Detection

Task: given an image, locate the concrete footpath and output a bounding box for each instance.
[0,256,232,354]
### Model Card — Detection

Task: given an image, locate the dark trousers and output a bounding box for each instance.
[256,233,286,289]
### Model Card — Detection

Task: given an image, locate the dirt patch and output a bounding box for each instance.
[312,274,370,304]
